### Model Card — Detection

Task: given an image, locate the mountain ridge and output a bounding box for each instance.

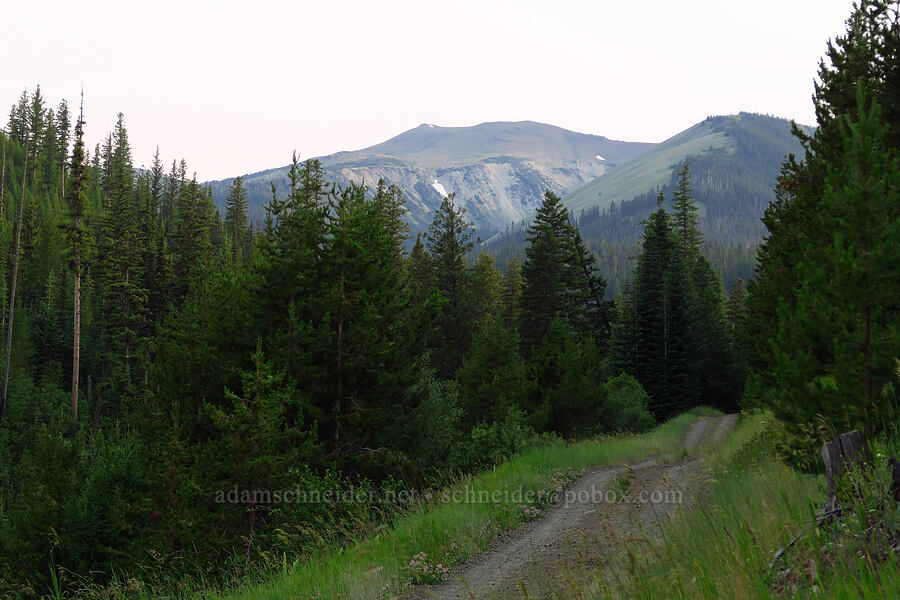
[483,112,809,294]
[206,121,655,236]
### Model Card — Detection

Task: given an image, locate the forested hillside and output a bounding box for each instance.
[0,1,897,597]
[486,112,807,293]
[0,87,739,596]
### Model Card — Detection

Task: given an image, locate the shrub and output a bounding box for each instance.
[601,373,655,433]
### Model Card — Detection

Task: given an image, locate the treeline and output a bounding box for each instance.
[0,87,744,595]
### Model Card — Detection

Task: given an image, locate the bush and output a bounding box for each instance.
[410,356,464,471]
[464,407,543,470]
[601,373,655,433]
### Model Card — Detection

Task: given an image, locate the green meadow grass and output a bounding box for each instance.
[189,408,717,600]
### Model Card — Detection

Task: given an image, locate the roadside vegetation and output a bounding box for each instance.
[207,409,715,600]
[542,411,900,599]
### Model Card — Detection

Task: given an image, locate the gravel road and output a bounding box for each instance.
[408,413,738,600]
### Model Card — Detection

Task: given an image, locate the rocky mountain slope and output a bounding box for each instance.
[206,121,655,237]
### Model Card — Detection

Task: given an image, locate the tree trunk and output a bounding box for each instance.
[1,131,6,217]
[1,143,27,419]
[71,242,81,420]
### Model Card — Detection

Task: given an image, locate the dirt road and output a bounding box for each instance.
[408,413,737,600]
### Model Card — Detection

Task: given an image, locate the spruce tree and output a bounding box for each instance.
[407,232,433,304]
[521,191,569,350]
[63,98,88,420]
[671,163,702,256]
[95,113,147,411]
[56,99,70,197]
[469,252,504,326]
[27,87,45,180]
[224,175,249,259]
[501,258,523,331]
[425,193,475,376]
[456,319,532,427]
[632,195,675,417]
[608,280,638,377]
[373,178,409,256]
[726,278,746,331]
[520,190,610,352]
[171,175,212,300]
[322,182,416,453]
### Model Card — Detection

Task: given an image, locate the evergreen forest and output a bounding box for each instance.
[0,1,897,597]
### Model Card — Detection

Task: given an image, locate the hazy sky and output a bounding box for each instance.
[3,0,855,181]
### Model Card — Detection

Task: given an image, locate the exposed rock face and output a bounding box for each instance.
[207,121,654,237]
[326,157,609,233]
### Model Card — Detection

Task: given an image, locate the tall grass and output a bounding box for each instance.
[569,411,900,599]
[196,408,716,600]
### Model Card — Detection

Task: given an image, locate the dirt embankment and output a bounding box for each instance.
[408,413,737,600]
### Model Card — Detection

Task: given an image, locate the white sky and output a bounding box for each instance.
[2,0,854,181]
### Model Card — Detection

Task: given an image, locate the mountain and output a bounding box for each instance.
[206,121,655,237]
[565,112,801,231]
[485,113,810,293]
[571,112,809,241]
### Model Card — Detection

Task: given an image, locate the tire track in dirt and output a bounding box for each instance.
[408,414,737,600]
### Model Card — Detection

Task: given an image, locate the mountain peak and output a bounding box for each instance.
[207,120,655,237]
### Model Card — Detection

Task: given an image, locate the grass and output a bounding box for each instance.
[564,120,730,213]
[551,411,900,599]
[188,408,718,600]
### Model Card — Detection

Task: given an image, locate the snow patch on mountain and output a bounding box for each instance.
[432,179,449,198]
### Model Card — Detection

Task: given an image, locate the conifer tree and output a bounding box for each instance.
[520,191,570,350]
[469,252,504,325]
[1,131,28,419]
[631,195,676,417]
[224,175,249,258]
[726,278,746,331]
[322,182,416,452]
[501,258,523,331]
[205,342,316,558]
[27,87,45,180]
[56,99,70,197]
[456,319,532,427]
[7,90,29,144]
[373,178,409,256]
[425,193,475,376]
[149,147,164,220]
[744,1,900,439]
[771,95,899,432]
[63,98,88,420]
[520,191,610,351]
[256,156,330,404]
[608,280,638,376]
[671,163,702,256]
[407,232,433,304]
[95,113,147,410]
[171,175,213,299]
